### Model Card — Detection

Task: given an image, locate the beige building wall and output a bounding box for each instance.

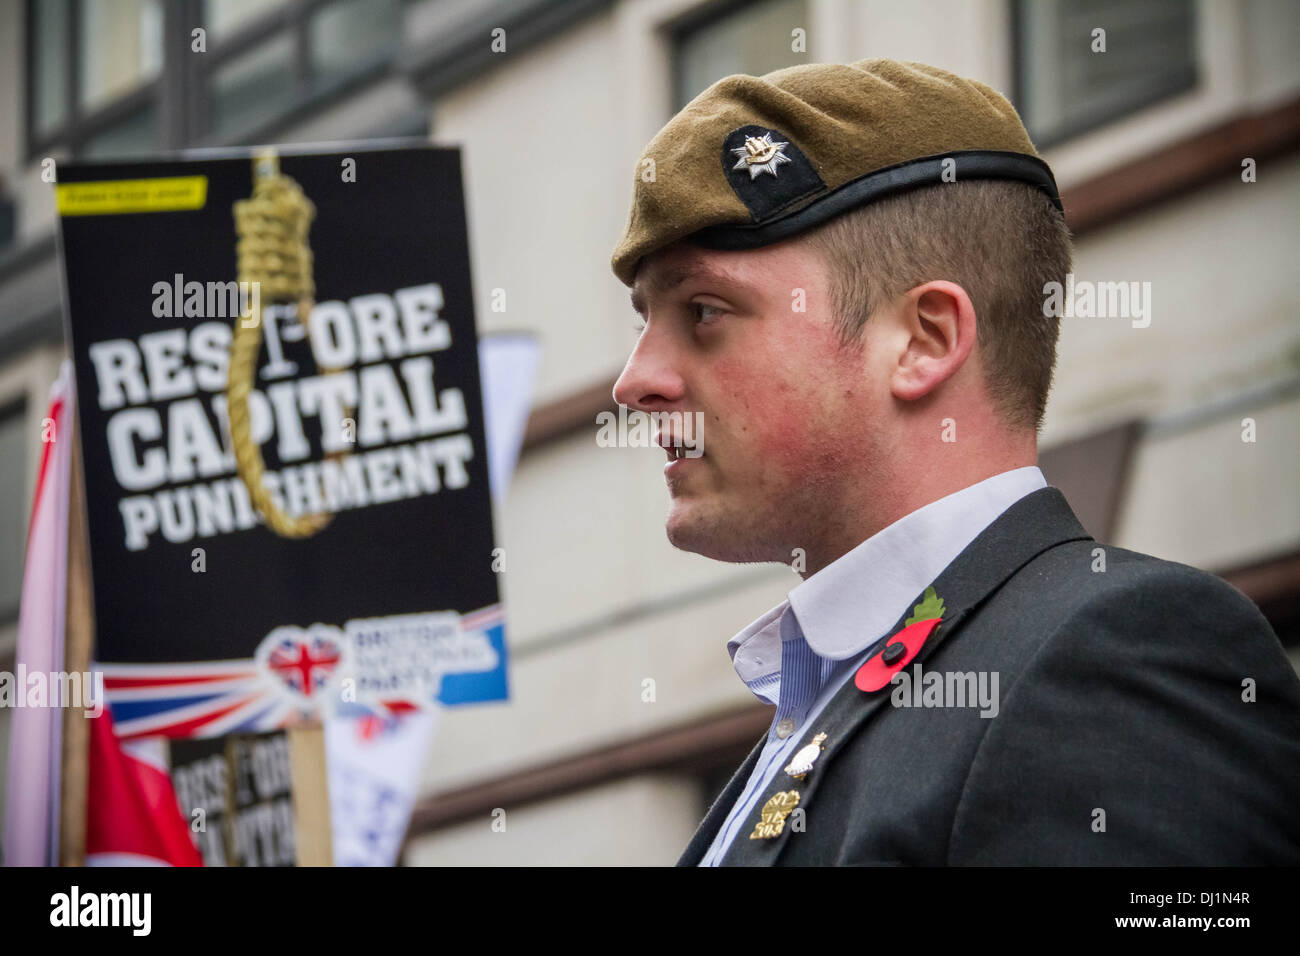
[406,773,701,866]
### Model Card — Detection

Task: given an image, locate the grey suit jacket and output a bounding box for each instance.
[679,487,1300,865]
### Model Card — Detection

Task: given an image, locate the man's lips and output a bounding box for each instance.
[664,451,703,478]
[664,445,704,461]
[656,434,705,462]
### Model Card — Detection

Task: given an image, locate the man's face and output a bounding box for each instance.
[615,239,881,566]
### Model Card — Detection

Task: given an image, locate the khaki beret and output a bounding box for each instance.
[611,58,1060,286]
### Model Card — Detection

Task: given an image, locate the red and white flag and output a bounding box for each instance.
[85,707,201,866]
[3,362,74,866]
[2,361,199,866]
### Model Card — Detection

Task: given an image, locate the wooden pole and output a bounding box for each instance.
[287,724,332,865]
[59,418,94,866]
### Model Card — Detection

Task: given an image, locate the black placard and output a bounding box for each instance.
[56,142,507,738]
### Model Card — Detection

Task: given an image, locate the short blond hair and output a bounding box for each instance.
[802,180,1072,432]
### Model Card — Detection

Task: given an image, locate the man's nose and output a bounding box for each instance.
[612,331,685,411]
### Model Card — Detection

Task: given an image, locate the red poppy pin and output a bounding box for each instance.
[854,586,946,692]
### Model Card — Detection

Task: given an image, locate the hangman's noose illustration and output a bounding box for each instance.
[228,151,351,538]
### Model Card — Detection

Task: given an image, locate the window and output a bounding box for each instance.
[0,401,28,623]
[27,0,165,158]
[31,0,71,139]
[672,0,810,112]
[194,0,401,146]
[1013,0,1198,147]
[79,0,164,111]
[309,0,402,84]
[207,31,299,140]
[206,0,286,39]
[25,0,402,160]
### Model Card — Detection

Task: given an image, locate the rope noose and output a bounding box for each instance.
[228,151,345,538]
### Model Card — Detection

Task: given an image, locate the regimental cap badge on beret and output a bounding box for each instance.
[721,125,826,223]
[731,131,791,179]
[610,58,1063,287]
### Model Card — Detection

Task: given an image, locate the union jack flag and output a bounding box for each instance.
[268,633,341,696]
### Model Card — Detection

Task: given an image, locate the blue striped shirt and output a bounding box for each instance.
[698,466,1047,865]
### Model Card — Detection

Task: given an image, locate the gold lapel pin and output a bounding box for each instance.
[749,790,801,840]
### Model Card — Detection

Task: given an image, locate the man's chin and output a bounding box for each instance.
[664,518,704,556]
[664,505,773,563]
[664,502,715,555]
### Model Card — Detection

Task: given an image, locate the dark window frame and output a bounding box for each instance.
[24,0,170,160]
[667,0,810,115]
[667,0,771,113]
[23,0,402,162]
[187,0,401,149]
[1010,0,1200,150]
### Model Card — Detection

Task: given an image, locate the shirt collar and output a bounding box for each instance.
[728,599,787,693]
[727,466,1047,680]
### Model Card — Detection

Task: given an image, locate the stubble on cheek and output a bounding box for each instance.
[745,336,863,484]
[683,318,864,554]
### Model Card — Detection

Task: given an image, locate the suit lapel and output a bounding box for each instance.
[675,731,767,866]
[720,486,1092,865]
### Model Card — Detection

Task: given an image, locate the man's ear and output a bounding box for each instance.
[888,280,977,402]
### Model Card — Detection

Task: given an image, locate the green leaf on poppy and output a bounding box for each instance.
[905,586,945,626]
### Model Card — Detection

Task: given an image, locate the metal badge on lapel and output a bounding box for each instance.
[749,790,800,840]
[783,732,827,781]
[855,586,946,693]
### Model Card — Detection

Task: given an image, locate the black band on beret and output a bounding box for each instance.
[688,149,1063,252]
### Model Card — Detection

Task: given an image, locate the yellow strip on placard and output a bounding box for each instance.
[56,176,208,215]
